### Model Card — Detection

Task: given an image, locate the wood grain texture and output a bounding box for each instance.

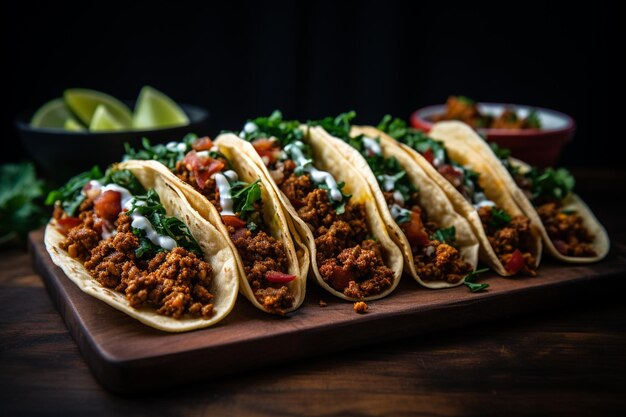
[2,169,626,416]
[26,227,626,396]
[1,247,625,417]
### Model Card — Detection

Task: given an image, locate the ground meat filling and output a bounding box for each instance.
[230,227,294,313]
[61,211,216,319]
[478,206,537,276]
[273,161,395,298]
[382,192,472,283]
[414,221,472,284]
[536,202,596,257]
[176,156,294,313]
[513,174,596,257]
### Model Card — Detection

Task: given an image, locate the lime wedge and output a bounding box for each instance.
[64,88,132,128]
[89,105,126,131]
[30,98,74,128]
[132,86,189,129]
[64,118,86,131]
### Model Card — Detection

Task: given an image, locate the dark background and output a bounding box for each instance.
[3,1,623,167]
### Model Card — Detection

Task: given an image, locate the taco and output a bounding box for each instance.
[231,111,404,301]
[446,131,609,262]
[124,135,307,314]
[306,112,479,289]
[45,161,239,332]
[376,117,543,277]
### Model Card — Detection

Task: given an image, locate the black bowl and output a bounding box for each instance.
[16,103,209,184]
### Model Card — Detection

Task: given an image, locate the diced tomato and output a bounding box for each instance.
[438,164,464,188]
[505,249,525,274]
[94,190,122,222]
[438,164,462,178]
[253,139,280,165]
[55,217,82,235]
[328,267,354,291]
[266,271,296,284]
[222,215,246,229]
[422,148,434,165]
[192,137,213,151]
[252,138,276,151]
[256,149,277,166]
[401,209,430,247]
[184,151,226,189]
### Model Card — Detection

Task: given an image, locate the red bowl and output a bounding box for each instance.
[410,103,576,167]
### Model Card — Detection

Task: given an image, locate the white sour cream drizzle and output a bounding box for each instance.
[240,122,257,137]
[166,141,188,152]
[381,174,399,192]
[472,191,496,209]
[91,182,177,251]
[284,141,343,202]
[390,203,412,222]
[362,136,382,155]
[214,173,235,215]
[392,191,405,206]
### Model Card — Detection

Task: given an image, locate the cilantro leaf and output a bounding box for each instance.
[0,163,48,244]
[127,189,202,257]
[463,267,490,292]
[308,111,356,141]
[318,181,351,214]
[102,168,146,196]
[431,226,456,245]
[123,134,197,170]
[465,281,490,292]
[45,166,103,216]
[525,110,541,129]
[490,208,512,229]
[238,110,304,148]
[528,167,575,203]
[230,179,262,222]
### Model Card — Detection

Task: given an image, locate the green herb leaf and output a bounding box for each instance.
[489,142,511,160]
[103,168,146,196]
[431,226,456,245]
[525,110,541,129]
[308,111,356,141]
[465,281,490,292]
[528,167,575,202]
[0,163,48,244]
[377,114,409,139]
[127,188,202,257]
[317,181,351,214]
[123,134,197,170]
[230,179,262,222]
[490,208,512,229]
[45,166,103,216]
[457,95,475,105]
[463,267,490,292]
[237,110,304,148]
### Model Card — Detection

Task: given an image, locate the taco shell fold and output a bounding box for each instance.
[46,160,239,332]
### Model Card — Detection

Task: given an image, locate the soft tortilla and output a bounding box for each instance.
[145,137,307,313]
[406,121,543,276]
[225,126,404,300]
[436,125,610,262]
[348,125,479,288]
[45,160,239,332]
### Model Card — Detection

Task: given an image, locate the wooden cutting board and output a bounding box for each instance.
[29,229,626,393]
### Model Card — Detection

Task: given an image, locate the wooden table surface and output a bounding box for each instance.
[2,169,626,416]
